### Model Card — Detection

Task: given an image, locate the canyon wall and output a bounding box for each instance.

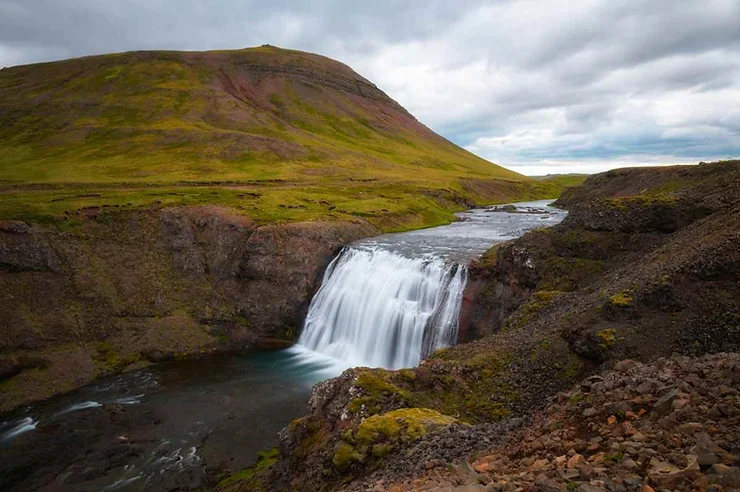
[0,206,376,412]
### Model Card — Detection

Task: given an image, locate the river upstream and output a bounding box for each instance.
[0,200,565,491]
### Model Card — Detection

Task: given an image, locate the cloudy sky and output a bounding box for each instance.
[1,0,738,174]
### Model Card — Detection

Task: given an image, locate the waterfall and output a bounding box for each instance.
[294,247,467,370]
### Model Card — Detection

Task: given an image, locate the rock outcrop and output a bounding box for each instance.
[386,353,740,491]
[0,206,376,412]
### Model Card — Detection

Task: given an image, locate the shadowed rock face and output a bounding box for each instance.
[0,206,376,412]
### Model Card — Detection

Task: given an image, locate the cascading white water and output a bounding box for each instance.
[295,247,467,370]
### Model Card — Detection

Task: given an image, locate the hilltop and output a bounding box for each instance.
[0,45,561,230]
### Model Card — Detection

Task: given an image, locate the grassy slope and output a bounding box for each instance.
[530,174,587,187]
[0,45,563,231]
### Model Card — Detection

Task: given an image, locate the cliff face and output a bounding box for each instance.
[236,161,739,491]
[0,207,376,412]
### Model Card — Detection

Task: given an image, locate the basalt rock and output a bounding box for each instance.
[389,353,740,492]
[0,206,376,412]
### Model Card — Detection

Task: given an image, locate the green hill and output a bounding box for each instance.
[530,173,588,187]
[0,45,561,230]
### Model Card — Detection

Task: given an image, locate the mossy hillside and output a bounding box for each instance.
[530,174,588,189]
[0,174,573,235]
[346,353,519,424]
[504,290,564,331]
[0,46,572,230]
[493,228,609,293]
[554,160,739,211]
[0,181,481,233]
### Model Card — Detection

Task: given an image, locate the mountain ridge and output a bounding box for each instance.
[0,45,518,182]
[0,45,566,230]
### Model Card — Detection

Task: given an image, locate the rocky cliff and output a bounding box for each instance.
[0,207,376,412]
[224,161,739,491]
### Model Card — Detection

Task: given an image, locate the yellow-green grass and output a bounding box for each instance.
[530,174,588,188]
[0,46,571,229]
[0,180,552,233]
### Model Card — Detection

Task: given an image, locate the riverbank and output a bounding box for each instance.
[229,160,739,491]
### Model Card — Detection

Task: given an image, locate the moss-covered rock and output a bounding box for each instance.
[331,442,364,471]
[609,291,633,307]
[355,408,457,446]
[330,408,458,473]
[347,370,412,416]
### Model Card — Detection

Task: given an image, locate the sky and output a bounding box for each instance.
[1,0,738,175]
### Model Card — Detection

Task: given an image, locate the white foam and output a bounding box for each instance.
[0,417,38,442]
[57,401,102,415]
[295,248,467,370]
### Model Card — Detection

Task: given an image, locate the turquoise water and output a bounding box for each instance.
[0,349,339,491]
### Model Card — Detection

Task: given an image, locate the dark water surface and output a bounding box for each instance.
[0,350,337,491]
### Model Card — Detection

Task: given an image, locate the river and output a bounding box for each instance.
[0,200,565,491]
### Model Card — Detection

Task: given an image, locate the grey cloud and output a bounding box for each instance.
[1,0,738,173]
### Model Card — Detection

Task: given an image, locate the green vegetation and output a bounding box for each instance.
[0,46,574,230]
[332,442,365,471]
[609,291,634,307]
[218,448,280,490]
[605,451,624,463]
[507,290,563,331]
[348,354,517,424]
[332,408,458,471]
[596,328,617,348]
[530,174,588,189]
[348,370,412,414]
[355,408,457,445]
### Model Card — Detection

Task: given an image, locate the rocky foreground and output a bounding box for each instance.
[381,353,740,491]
